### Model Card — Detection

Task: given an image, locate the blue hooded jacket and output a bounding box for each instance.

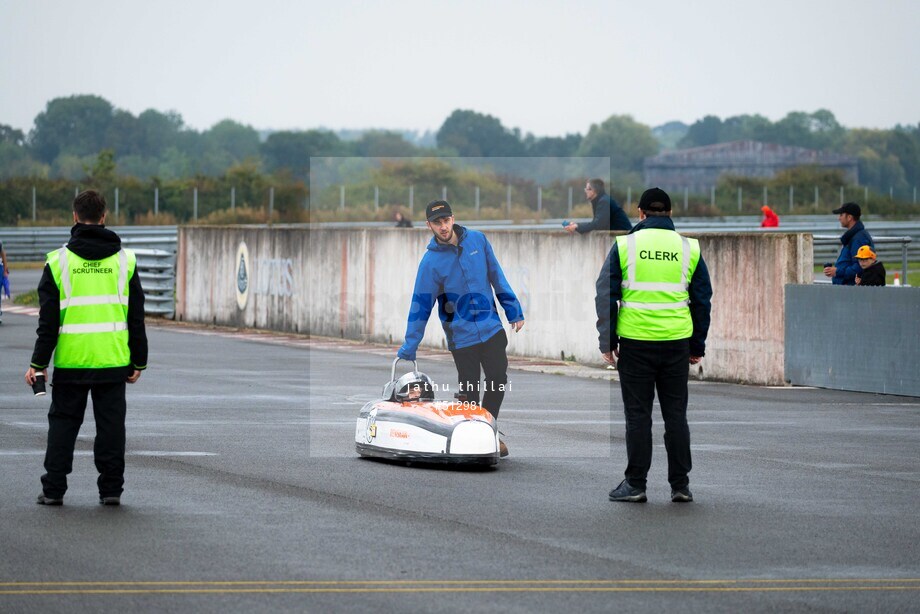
[833,221,874,285]
[398,225,524,360]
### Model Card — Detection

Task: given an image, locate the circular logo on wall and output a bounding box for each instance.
[235,241,250,310]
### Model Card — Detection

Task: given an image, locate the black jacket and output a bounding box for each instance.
[30,224,148,384]
[577,193,633,233]
[594,216,713,356]
[856,261,886,286]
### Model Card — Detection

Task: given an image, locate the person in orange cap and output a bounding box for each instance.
[854,245,886,286]
[760,205,779,228]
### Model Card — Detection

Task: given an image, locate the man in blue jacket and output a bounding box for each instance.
[564,178,632,234]
[824,202,874,285]
[398,200,525,457]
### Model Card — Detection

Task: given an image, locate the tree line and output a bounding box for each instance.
[0,94,918,219]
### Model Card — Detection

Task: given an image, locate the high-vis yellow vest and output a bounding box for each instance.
[615,229,700,341]
[47,247,136,369]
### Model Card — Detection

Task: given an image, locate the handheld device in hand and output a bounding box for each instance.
[32,373,46,396]
[823,262,833,268]
[562,220,570,227]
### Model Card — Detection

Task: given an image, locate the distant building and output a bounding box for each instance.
[644,140,859,193]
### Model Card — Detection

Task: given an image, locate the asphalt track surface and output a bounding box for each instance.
[1,312,919,613]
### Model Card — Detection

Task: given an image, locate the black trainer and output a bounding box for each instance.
[671,487,693,503]
[608,479,647,502]
[36,494,63,506]
[99,496,121,506]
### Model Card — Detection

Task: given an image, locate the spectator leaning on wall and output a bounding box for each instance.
[565,178,632,234]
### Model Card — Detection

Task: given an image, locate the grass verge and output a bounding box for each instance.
[13,289,39,306]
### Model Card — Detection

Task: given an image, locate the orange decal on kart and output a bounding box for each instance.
[379,401,496,426]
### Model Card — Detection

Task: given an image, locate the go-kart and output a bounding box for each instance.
[355,358,499,466]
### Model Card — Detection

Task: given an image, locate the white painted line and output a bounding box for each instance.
[1,306,39,316]
[0,450,217,456]
[689,421,798,426]
[129,451,218,457]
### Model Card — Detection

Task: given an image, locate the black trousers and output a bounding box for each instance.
[41,381,127,498]
[450,329,508,419]
[617,338,692,490]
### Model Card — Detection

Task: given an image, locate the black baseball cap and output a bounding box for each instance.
[832,202,861,219]
[425,200,453,222]
[638,187,672,212]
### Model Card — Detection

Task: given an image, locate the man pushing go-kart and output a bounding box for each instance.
[397,200,525,457]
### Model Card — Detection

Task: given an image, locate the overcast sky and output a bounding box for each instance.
[1,0,917,137]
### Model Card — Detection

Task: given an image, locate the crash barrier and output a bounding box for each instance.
[813,235,912,285]
[0,226,178,261]
[0,226,177,318]
[134,248,176,318]
[785,284,920,397]
[177,227,813,385]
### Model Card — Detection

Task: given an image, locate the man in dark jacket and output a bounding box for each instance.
[595,188,712,503]
[398,200,525,456]
[854,245,886,286]
[565,178,632,234]
[394,210,413,228]
[824,202,874,285]
[25,190,147,506]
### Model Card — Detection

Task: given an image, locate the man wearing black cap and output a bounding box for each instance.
[825,202,874,286]
[398,200,525,457]
[595,188,712,503]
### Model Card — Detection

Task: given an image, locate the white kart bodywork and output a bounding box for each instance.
[355,359,499,465]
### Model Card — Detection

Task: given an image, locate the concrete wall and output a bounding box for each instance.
[697,233,813,384]
[177,226,813,385]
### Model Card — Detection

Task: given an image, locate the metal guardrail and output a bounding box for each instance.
[0,226,177,261]
[133,248,175,318]
[0,226,177,318]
